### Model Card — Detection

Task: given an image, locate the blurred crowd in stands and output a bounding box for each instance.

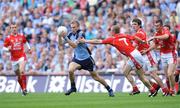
[0,0,180,75]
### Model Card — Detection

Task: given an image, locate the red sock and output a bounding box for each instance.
[162,87,169,93]
[175,82,179,93]
[133,86,139,91]
[151,82,159,90]
[18,77,23,90]
[149,87,155,93]
[166,79,170,90]
[169,88,175,94]
[21,74,27,90]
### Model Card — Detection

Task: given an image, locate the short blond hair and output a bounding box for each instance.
[112,25,120,34]
[71,20,80,27]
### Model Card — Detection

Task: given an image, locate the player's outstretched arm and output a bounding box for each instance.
[147,34,169,42]
[153,34,169,40]
[58,31,66,47]
[26,42,32,54]
[141,42,156,54]
[133,35,145,43]
[79,38,103,44]
[65,36,79,48]
[2,46,11,52]
[58,31,78,48]
[58,34,63,47]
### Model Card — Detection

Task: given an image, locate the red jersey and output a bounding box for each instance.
[4,34,27,61]
[132,28,149,52]
[102,34,135,56]
[154,27,175,53]
[171,33,177,50]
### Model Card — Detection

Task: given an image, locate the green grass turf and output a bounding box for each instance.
[0,93,179,108]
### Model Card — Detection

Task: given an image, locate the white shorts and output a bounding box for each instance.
[127,49,144,70]
[12,57,25,71]
[143,50,158,72]
[161,51,177,67]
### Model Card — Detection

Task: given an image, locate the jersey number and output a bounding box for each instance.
[118,38,128,45]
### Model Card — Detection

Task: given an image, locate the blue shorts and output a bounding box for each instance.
[72,57,95,71]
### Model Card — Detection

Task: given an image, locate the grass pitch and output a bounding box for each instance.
[0,93,179,108]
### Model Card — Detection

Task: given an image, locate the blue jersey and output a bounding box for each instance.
[66,30,91,60]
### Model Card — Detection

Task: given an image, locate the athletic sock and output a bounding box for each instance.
[162,87,168,93]
[71,82,76,89]
[21,74,27,91]
[133,86,139,91]
[18,77,23,90]
[175,71,179,82]
[105,85,111,91]
[151,82,159,90]
[175,82,179,93]
[166,79,170,90]
[149,87,156,93]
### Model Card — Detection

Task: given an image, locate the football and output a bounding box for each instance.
[57,26,68,35]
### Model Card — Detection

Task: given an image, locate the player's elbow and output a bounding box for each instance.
[71,44,78,48]
[164,34,169,39]
[2,47,9,52]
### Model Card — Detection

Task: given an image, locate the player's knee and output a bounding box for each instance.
[167,72,173,78]
[91,74,99,81]
[138,75,145,81]
[15,70,20,76]
[68,69,75,74]
[93,76,99,81]
[149,73,153,77]
[150,72,156,78]
[124,72,129,77]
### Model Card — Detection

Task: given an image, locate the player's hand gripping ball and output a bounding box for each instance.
[57,26,68,37]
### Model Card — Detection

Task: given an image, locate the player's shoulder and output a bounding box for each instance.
[75,30,84,36]
[18,33,25,37]
[137,29,146,35]
[78,30,84,34]
[78,30,85,37]
[5,35,12,39]
[6,35,11,38]
[67,32,73,37]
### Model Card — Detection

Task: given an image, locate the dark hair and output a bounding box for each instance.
[164,24,171,30]
[112,25,120,34]
[10,22,17,25]
[132,18,142,28]
[155,19,163,26]
[71,20,80,27]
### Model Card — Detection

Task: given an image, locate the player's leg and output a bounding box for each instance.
[85,56,114,97]
[18,59,27,96]
[175,51,180,94]
[12,58,27,96]
[144,51,164,94]
[123,64,140,95]
[135,68,156,97]
[128,50,153,96]
[167,63,176,96]
[175,70,179,93]
[150,71,169,96]
[65,61,81,95]
[89,71,114,97]
[14,65,22,90]
[163,65,170,91]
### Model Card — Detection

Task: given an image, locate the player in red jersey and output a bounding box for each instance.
[3,23,31,96]
[164,24,180,94]
[80,25,157,97]
[146,20,177,96]
[130,18,169,96]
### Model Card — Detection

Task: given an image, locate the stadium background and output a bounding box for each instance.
[0,0,179,93]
